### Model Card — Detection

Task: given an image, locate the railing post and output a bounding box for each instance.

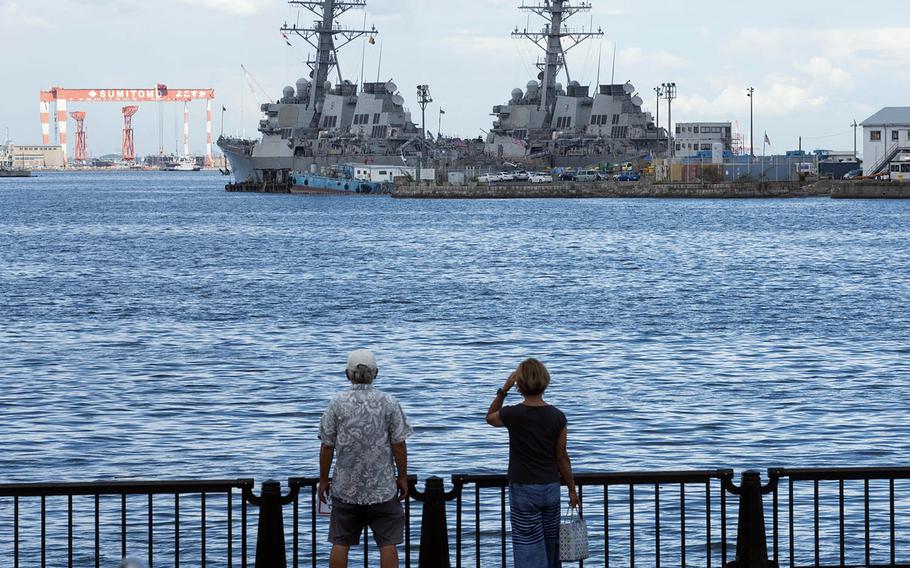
[726,470,777,568]
[418,476,451,568]
[254,480,287,568]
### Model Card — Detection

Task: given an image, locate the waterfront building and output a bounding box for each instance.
[8,145,65,169]
[674,122,733,158]
[861,107,910,176]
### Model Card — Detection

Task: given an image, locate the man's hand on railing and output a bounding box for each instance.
[317,479,331,504]
[397,477,409,501]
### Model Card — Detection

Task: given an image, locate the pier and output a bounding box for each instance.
[2,465,908,567]
[392,180,832,199]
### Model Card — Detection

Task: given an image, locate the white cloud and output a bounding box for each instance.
[794,56,852,88]
[177,0,273,15]
[676,80,827,122]
[618,47,688,70]
[0,0,51,28]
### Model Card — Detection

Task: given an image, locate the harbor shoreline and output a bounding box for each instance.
[223,179,910,199]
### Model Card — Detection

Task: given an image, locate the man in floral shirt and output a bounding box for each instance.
[319,349,412,568]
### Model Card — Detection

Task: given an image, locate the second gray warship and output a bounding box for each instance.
[485,0,667,166]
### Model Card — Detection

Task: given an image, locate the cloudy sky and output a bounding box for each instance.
[1,0,907,157]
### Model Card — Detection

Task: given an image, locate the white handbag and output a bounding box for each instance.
[559,506,590,562]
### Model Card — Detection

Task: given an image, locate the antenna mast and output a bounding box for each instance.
[512,1,603,116]
[282,1,378,111]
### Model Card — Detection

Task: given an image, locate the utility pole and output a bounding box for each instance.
[417,84,432,181]
[662,82,677,158]
[653,85,663,145]
[747,87,755,159]
[852,120,858,161]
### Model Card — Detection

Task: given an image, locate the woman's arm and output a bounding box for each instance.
[485,372,518,427]
[556,426,580,507]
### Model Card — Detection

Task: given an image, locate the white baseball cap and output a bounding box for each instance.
[347,349,378,371]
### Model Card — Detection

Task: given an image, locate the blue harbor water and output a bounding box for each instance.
[1,171,910,566]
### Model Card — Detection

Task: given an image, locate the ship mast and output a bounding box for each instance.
[282,1,378,111]
[513,1,603,117]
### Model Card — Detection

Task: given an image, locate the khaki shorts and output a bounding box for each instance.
[328,498,405,547]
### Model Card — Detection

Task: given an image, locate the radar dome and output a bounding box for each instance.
[526,80,539,92]
[511,88,524,102]
[296,78,310,94]
[555,83,565,95]
[282,86,295,100]
[569,80,581,88]
[324,81,333,92]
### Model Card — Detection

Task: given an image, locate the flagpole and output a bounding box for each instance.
[438,110,442,140]
[376,41,383,83]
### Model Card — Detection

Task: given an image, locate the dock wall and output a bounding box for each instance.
[393,181,829,199]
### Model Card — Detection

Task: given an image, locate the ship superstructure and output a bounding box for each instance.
[486,0,666,166]
[218,0,430,183]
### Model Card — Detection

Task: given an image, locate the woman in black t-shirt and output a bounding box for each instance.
[486,358,580,568]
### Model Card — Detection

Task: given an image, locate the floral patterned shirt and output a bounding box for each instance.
[319,384,413,505]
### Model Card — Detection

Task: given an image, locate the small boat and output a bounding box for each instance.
[161,156,202,172]
[290,170,392,195]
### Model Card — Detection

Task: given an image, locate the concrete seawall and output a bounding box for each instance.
[393,181,830,199]
[829,181,910,199]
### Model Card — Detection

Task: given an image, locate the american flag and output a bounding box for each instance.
[764,132,772,146]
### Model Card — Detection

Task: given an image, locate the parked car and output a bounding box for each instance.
[560,172,577,181]
[573,170,599,182]
[615,171,641,182]
[498,172,516,182]
[843,169,864,180]
[529,172,553,183]
[477,173,501,183]
[512,171,530,181]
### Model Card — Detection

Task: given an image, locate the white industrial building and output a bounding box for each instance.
[674,122,732,158]
[861,107,910,177]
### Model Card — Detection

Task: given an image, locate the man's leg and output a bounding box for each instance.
[378,544,399,568]
[329,544,350,568]
[368,499,405,568]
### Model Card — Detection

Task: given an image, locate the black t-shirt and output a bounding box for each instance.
[499,404,568,484]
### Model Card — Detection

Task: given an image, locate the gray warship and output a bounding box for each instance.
[485,0,667,167]
[218,0,472,185]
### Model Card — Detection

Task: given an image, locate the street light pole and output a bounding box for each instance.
[852,119,858,161]
[662,82,677,158]
[747,87,755,159]
[653,86,663,147]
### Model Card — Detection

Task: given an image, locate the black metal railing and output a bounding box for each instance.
[0,479,253,568]
[768,467,910,568]
[286,476,418,568]
[452,470,735,568]
[3,467,910,568]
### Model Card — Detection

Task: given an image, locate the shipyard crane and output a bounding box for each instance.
[512,1,603,117]
[121,106,139,163]
[40,87,216,166]
[69,112,87,164]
